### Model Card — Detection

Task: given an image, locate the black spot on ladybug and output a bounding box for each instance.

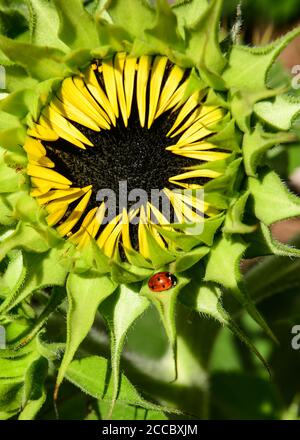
[148,272,177,292]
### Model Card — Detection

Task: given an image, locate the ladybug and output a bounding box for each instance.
[148,272,177,292]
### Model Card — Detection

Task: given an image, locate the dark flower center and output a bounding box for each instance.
[44,106,203,213]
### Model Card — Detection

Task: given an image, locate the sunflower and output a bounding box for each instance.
[1,0,300,419]
[26,56,226,259]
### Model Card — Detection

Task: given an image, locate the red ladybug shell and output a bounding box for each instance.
[148,272,177,292]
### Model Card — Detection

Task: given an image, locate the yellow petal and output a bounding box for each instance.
[45,191,90,214]
[148,56,168,128]
[24,137,46,158]
[29,156,55,168]
[124,56,137,120]
[47,206,69,227]
[72,77,111,129]
[37,186,91,205]
[31,187,49,197]
[177,108,223,145]
[27,123,59,142]
[138,206,150,259]
[166,141,217,152]
[70,206,97,245]
[172,150,229,161]
[173,191,204,214]
[51,97,100,132]
[161,79,190,116]
[114,52,128,127]
[163,188,184,223]
[155,65,185,118]
[78,207,103,249]
[103,222,123,258]
[165,189,203,223]
[28,164,72,185]
[85,66,116,125]
[57,189,92,236]
[148,202,170,225]
[170,181,203,190]
[30,177,70,192]
[59,77,108,129]
[97,212,122,248]
[136,55,151,127]
[102,58,119,118]
[121,208,133,253]
[43,107,93,147]
[169,169,221,181]
[168,108,200,139]
[167,92,199,136]
[38,117,85,152]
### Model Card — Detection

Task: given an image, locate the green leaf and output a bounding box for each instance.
[174,246,209,272]
[106,0,155,40]
[18,357,48,420]
[243,124,294,177]
[0,349,37,379]
[0,247,68,314]
[184,0,226,75]
[0,328,43,419]
[66,355,172,418]
[230,87,282,132]
[143,0,184,55]
[254,94,300,131]
[204,157,243,195]
[209,119,241,152]
[98,401,168,420]
[173,213,224,246]
[53,0,99,49]
[100,284,149,416]
[204,234,247,290]
[0,35,68,81]
[223,191,257,235]
[3,65,38,93]
[249,169,300,225]
[95,19,132,53]
[154,225,202,252]
[55,271,117,398]
[0,87,40,121]
[111,260,153,284]
[72,238,111,275]
[0,222,61,263]
[140,273,190,377]
[172,0,209,36]
[0,2,29,40]
[0,379,24,417]
[204,234,277,342]
[245,222,300,259]
[36,336,65,363]
[9,287,66,350]
[0,250,26,299]
[144,226,176,268]
[223,28,300,93]
[27,0,69,51]
[180,280,270,373]
[245,234,300,303]
[0,162,24,193]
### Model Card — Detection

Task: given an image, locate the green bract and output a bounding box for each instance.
[1,0,300,419]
